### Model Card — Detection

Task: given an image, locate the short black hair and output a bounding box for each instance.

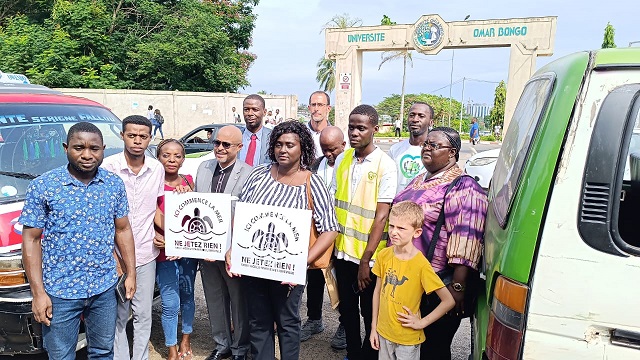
[349,104,378,126]
[309,91,330,106]
[268,120,316,168]
[148,105,153,110]
[244,94,266,109]
[411,101,434,119]
[67,122,103,144]
[122,115,152,134]
[430,126,461,161]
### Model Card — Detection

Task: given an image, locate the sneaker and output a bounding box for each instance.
[300,319,324,342]
[330,324,347,350]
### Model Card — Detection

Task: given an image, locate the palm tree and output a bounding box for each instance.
[316,57,336,93]
[316,14,362,93]
[320,13,362,33]
[379,50,413,122]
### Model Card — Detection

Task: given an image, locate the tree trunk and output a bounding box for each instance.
[399,54,407,127]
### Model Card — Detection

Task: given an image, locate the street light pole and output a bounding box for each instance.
[448,50,454,127]
[458,77,465,134]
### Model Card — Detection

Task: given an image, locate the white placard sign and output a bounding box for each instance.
[230,202,311,285]
[164,192,232,260]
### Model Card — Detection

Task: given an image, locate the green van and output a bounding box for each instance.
[474,48,640,359]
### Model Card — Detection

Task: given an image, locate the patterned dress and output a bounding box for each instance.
[392,165,488,273]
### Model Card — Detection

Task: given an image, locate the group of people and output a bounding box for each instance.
[20,90,488,360]
[148,105,165,140]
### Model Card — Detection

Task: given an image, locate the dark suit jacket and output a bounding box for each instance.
[194,159,252,198]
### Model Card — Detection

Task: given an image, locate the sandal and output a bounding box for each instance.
[178,350,192,360]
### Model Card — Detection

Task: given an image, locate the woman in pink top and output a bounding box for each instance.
[154,139,197,360]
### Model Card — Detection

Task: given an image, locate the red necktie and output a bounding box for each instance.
[245,134,257,166]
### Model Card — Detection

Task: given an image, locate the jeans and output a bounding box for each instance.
[153,124,164,139]
[156,258,198,347]
[335,259,378,360]
[43,285,117,360]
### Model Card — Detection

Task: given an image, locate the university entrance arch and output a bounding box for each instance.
[324,15,557,134]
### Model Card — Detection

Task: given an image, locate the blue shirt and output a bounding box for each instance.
[19,166,129,299]
[470,123,479,138]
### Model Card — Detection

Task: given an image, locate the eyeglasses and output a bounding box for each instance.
[213,140,240,149]
[422,141,453,150]
[309,103,328,108]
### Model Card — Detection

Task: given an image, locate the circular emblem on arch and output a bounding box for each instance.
[412,17,445,52]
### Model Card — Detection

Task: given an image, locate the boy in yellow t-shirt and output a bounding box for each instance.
[370,201,455,360]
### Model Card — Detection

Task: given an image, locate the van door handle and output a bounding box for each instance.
[611,329,640,350]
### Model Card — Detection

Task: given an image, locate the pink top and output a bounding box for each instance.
[102,152,165,267]
[156,175,193,262]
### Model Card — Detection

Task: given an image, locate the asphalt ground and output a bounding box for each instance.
[4,139,500,360]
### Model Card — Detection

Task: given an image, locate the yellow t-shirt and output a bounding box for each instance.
[372,247,445,345]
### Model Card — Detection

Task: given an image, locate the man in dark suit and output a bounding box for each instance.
[238,94,272,166]
[197,126,252,360]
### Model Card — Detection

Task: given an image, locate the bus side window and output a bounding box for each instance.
[617,113,640,247]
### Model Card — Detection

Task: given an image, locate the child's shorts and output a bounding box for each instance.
[379,335,420,360]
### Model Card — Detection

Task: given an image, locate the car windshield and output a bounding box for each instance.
[0,103,123,204]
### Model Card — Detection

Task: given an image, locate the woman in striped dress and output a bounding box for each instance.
[226,121,339,360]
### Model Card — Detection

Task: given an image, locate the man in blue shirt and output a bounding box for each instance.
[20,122,137,360]
[469,117,480,145]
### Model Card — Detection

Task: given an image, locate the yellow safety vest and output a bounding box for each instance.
[334,148,388,260]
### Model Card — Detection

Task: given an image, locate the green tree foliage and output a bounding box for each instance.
[0,0,259,91]
[376,93,463,126]
[321,13,362,32]
[602,22,616,49]
[489,80,506,129]
[380,15,396,26]
[316,57,336,93]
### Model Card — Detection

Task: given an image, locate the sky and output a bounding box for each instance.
[243,0,638,108]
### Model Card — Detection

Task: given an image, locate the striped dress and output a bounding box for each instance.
[392,166,488,272]
[239,164,339,235]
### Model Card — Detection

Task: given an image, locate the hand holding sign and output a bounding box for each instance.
[230,202,311,285]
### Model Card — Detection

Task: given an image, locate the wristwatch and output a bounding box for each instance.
[452,282,465,292]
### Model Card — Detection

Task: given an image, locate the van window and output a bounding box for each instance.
[617,110,640,248]
[490,75,555,227]
[0,104,123,204]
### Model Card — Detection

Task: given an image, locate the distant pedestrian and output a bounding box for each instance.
[232,107,241,124]
[394,118,402,137]
[369,201,455,360]
[153,109,165,140]
[469,117,480,145]
[147,105,154,122]
[21,122,137,360]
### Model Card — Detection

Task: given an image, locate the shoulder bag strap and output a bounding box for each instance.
[426,175,463,262]
[179,174,194,190]
[305,172,314,211]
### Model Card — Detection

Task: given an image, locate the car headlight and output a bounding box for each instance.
[0,253,27,286]
[468,157,498,166]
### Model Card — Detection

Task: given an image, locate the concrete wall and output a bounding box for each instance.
[55,89,298,138]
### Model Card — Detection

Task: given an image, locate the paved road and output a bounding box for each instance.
[3,140,500,360]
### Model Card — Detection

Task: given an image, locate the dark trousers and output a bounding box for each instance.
[306,268,325,320]
[335,259,378,360]
[245,276,304,360]
[394,127,401,137]
[419,292,462,360]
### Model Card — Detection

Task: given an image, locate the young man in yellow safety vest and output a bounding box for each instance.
[330,104,398,360]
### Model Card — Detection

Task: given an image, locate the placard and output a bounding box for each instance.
[230,202,311,285]
[164,192,231,260]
